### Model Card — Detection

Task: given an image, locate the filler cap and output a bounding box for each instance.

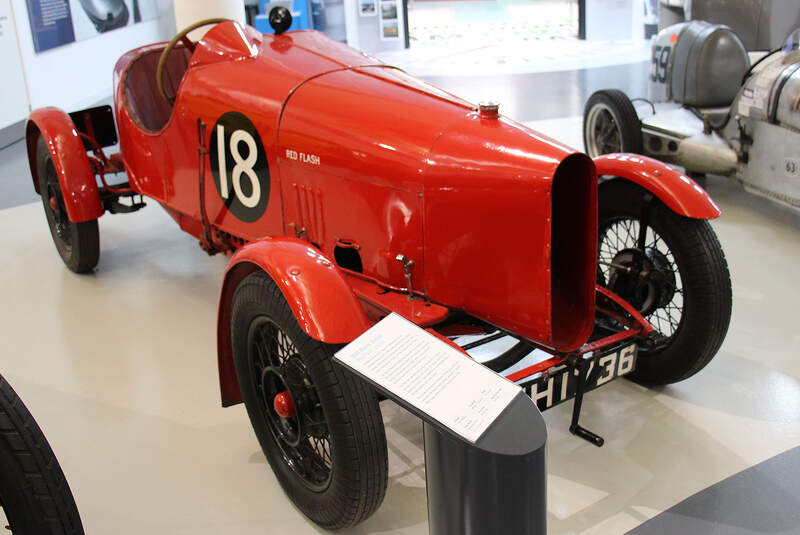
[478,101,500,120]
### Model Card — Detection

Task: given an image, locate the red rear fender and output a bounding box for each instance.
[593,154,721,219]
[26,108,103,222]
[216,237,371,406]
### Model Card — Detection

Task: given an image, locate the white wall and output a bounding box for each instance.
[585,0,644,41]
[10,0,175,112]
[1,0,30,128]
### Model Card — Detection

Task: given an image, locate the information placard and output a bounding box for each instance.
[335,313,520,443]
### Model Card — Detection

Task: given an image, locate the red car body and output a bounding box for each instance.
[25,21,720,406]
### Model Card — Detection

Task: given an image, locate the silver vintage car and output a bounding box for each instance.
[659,0,800,50]
[584,20,800,211]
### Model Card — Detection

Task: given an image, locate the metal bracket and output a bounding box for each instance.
[735,117,753,164]
[103,192,146,214]
[567,355,604,447]
[637,192,653,251]
[395,254,416,299]
[197,118,216,254]
[288,222,307,239]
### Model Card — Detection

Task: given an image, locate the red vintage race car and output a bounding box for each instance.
[25,14,732,529]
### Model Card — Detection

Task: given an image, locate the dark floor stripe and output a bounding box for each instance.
[627,446,800,535]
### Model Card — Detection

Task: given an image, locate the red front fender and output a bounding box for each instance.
[593,154,721,219]
[216,237,371,406]
[26,107,103,222]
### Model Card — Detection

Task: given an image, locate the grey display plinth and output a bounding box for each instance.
[424,391,547,535]
[333,314,547,534]
[337,359,549,534]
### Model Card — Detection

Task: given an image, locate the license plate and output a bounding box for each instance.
[520,343,637,411]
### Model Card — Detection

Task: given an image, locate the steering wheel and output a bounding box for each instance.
[157,18,231,105]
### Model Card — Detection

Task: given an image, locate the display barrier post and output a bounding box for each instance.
[334,313,547,535]
[424,391,547,535]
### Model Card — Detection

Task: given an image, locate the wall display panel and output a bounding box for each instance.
[378,0,397,41]
[345,0,405,52]
[24,0,157,53]
[358,0,374,16]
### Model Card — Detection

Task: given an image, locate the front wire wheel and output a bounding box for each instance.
[598,180,732,384]
[599,219,684,338]
[231,271,387,529]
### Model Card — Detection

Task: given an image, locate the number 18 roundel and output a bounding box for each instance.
[209,112,271,223]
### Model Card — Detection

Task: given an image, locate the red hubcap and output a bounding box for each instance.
[49,196,59,211]
[273,391,296,419]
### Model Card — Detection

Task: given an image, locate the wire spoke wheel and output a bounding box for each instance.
[44,177,72,248]
[598,180,732,385]
[231,271,387,529]
[248,317,332,491]
[35,136,100,273]
[583,89,642,157]
[599,218,684,339]
[587,105,622,155]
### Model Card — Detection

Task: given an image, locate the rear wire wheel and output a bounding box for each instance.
[598,180,732,384]
[583,89,643,157]
[36,136,99,273]
[231,271,387,529]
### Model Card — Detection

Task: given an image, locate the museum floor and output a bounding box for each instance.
[2,36,800,535]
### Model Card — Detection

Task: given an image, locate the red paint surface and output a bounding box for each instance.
[111,23,598,350]
[26,108,104,222]
[593,153,721,219]
[273,391,296,418]
[30,22,681,404]
[224,237,371,343]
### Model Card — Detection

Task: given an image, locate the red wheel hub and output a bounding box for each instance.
[49,196,59,211]
[273,391,296,418]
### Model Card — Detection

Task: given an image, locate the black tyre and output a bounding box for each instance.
[597,180,732,384]
[0,374,84,534]
[36,136,100,273]
[583,89,643,157]
[231,271,388,529]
